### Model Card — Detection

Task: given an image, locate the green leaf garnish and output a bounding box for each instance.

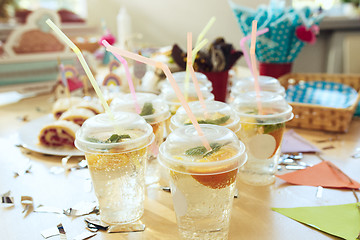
[185,142,224,157]
[261,122,285,134]
[185,115,230,126]
[86,134,131,143]
[106,134,131,143]
[203,143,223,157]
[185,146,207,156]
[140,102,155,116]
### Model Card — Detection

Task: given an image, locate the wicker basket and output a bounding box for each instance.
[278,73,360,133]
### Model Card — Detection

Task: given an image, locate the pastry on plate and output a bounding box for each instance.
[38,120,80,148]
[59,107,95,126]
[75,98,104,115]
[52,97,83,119]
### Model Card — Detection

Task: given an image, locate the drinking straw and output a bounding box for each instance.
[183,17,215,100]
[195,16,216,58]
[249,20,263,114]
[102,40,141,114]
[184,38,208,101]
[239,28,269,76]
[104,42,212,151]
[187,32,208,113]
[46,19,114,119]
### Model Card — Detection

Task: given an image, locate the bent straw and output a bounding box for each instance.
[184,38,208,101]
[239,28,269,76]
[187,32,208,113]
[102,40,141,114]
[46,19,114,119]
[184,17,214,101]
[104,42,212,151]
[249,20,263,114]
[195,16,216,59]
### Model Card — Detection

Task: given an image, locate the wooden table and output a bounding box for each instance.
[0,93,359,240]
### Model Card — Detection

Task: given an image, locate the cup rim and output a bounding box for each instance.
[158,124,247,175]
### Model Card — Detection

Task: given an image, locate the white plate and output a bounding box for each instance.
[18,114,84,156]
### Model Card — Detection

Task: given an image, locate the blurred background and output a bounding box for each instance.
[0,0,359,75]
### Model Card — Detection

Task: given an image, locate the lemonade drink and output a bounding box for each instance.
[160,89,214,136]
[231,92,293,186]
[75,112,154,224]
[158,125,247,239]
[110,93,170,158]
[110,93,171,184]
[229,75,285,103]
[170,101,241,135]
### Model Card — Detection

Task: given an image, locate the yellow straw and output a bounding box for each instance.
[195,16,216,60]
[187,32,208,114]
[184,38,208,101]
[184,17,215,101]
[46,19,114,119]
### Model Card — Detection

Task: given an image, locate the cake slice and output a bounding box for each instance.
[52,97,83,119]
[59,107,95,126]
[38,120,80,147]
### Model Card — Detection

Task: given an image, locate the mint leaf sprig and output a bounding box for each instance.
[185,115,230,126]
[87,134,131,143]
[185,142,228,158]
[140,102,155,116]
[106,134,131,143]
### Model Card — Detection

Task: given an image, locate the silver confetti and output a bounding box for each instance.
[21,196,33,217]
[234,188,239,198]
[34,205,63,214]
[63,201,97,217]
[84,216,109,230]
[1,191,14,207]
[62,155,72,171]
[41,227,59,239]
[73,231,96,240]
[161,186,171,192]
[57,223,67,240]
[70,160,88,171]
[285,165,307,170]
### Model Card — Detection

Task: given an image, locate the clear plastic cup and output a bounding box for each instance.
[164,101,241,188]
[75,112,154,224]
[160,88,214,136]
[170,101,241,135]
[110,93,170,157]
[158,124,247,239]
[110,93,171,184]
[229,75,286,102]
[160,71,213,93]
[160,89,214,115]
[230,91,293,186]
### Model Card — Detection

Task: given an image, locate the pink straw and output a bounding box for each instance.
[249,20,263,114]
[104,42,212,151]
[240,28,269,76]
[102,40,141,114]
[187,32,208,113]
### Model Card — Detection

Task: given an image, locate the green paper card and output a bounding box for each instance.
[272,203,360,240]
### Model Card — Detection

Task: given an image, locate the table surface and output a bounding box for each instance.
[0,92,359,240]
